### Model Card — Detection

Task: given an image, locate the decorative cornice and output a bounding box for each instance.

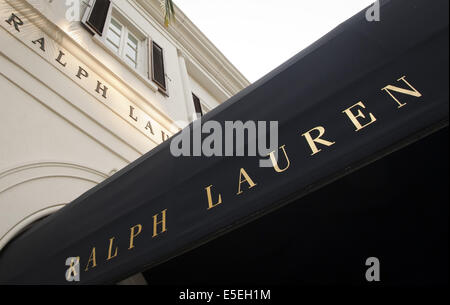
[135,0,251,97]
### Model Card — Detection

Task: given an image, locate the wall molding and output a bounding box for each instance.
[0,161,108,251]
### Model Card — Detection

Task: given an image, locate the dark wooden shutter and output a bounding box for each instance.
[192,93,203,117]
[87,0,111,36]
[152,41,166,90]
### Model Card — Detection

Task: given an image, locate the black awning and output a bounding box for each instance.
[0,0,448,284]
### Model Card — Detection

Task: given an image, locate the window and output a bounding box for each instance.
[125,34,139,68]
[105,18,121,52]
[83,2,169,95]
[192,93,203,118]
[105,17,140,69]
[151,41,167,91]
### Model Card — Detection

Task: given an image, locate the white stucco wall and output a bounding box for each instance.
[189,74,221,113]
[0,0,249,252]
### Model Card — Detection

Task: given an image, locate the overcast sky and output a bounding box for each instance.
[175,0,375,83]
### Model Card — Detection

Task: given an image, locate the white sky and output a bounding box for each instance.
[175,0,375,83]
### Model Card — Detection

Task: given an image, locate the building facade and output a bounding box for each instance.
[0,0,249,269]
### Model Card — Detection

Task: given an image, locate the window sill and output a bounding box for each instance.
[157,87,169,97]
[92,34,160,94]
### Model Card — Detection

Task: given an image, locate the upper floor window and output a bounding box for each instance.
[192,93,212,118]
[105,17,140,69]
[84,0,111,36]
[192,93,203,118]
[83,1,169,95]
[151,41,167,92]
[105,17,121,52]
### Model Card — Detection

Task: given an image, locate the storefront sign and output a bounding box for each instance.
[1,0,172,145]
[0,0,448,284]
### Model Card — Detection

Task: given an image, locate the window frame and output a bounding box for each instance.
[102,11,146,74]
[150,40,168,93]
[105,17,123,53]
[124,32,139,68]
[192,93,203,118]
[84,2,170,96]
